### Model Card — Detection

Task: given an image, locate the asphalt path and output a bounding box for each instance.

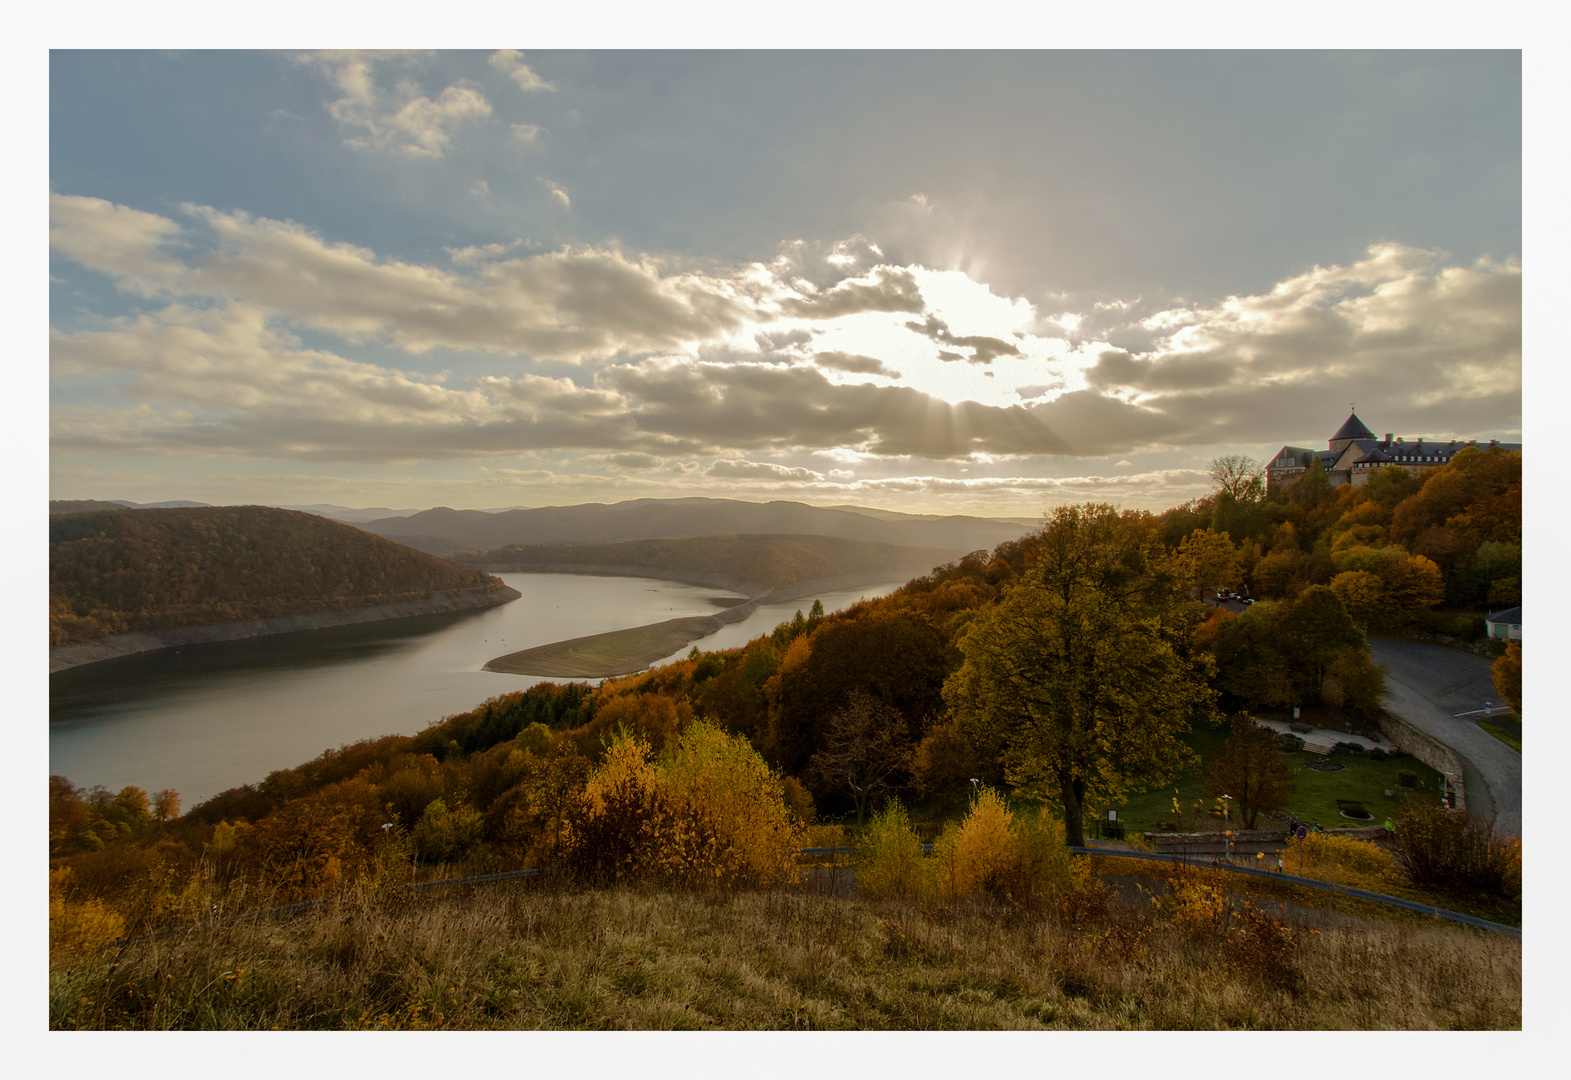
[1368,638,1521,837]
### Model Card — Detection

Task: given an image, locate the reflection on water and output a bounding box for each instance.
[49,574,901,805]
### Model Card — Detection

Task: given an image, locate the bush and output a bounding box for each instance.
[1366,747,1388,761]
[1277,733,1306,753]
[1289,831,1395,879]
[856,800,929,901]
[563,723,804,888]
[1392,799,1521,898]
[931,788,1078,906]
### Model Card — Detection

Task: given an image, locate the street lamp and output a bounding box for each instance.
[1220,795,1234,862]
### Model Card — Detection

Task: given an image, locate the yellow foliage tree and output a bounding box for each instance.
[565,722,803,888]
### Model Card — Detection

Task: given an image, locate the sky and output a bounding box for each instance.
[47,49,1522,516]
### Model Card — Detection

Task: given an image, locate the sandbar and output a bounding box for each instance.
[483,607,752,678]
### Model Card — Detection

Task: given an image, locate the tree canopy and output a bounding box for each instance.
[943,503,1217,846]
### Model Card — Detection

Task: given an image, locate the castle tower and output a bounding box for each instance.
[1328,410,1374,454]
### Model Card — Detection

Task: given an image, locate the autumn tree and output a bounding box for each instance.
[152,789,181,823]
[1173,528,1240,599]
[1493,641,1521,717]
[810,691,914,826]
[1208,714,1295,828]
[945,503,1217,847]
[1210,455,1266,502]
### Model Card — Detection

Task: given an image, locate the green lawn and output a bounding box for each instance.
[1106,723,1444,835]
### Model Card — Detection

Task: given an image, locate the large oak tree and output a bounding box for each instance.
[944,503,1217,847]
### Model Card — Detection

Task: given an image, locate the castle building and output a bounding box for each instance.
[1266,411,1522,493]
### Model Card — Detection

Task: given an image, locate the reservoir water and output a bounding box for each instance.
[49,573,903,805]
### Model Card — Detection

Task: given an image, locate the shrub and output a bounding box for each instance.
[412,797,483,864]
[49,867,126,955]
[563,722,803,888]
[856,799,929,901]
[1288,831,1395,883]
[930,788,1078,905]
[1277,733,1306,753]
[1393,799,1521,898]
[933,788,1017,899]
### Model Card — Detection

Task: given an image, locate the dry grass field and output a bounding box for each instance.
[49,871,1520,1031]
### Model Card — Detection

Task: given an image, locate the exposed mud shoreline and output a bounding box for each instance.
[49,587,522,674]
[481,572,895,678]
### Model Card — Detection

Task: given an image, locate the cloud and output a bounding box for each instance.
[510,123,541,144]
[813,351,901,379]
[489,50,555,92]
[903,313,1023,365]
[539,178,571,208]
[49,203,757,362]
[301,52,491,160]
[778,267,924,319]
[706,459,823,482]
[583,452,664,471]
[604,359,1075,459]
[52,305,1078,464]
[1057,243,1522,451]
[1014,383,1061,401]
[49,195,1520,472]
[49,194,185,295]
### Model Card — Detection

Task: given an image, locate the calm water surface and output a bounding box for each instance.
[49,573,901,804]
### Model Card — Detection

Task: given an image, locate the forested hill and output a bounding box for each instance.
[457,533,963,595]
[50,506,512,646]
[361,497,1028,556]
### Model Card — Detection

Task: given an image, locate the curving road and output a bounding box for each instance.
[1369,638,1521,837]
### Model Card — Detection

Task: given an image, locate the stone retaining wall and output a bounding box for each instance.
[1377,710,1467,814]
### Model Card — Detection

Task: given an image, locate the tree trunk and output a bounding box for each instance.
[1060,769,1085,847]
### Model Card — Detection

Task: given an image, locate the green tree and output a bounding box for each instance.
[1273,586,1369,707]
[1208,715,1295,829]
[944,503,1216,847]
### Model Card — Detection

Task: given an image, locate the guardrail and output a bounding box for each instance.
[1069,847,1520,936]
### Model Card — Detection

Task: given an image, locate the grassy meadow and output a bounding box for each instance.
[49,870,1520,1031]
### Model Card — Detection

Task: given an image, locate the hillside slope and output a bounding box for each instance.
[361,497,1029,555]
[50,506,514,646]
[459,533,959,595]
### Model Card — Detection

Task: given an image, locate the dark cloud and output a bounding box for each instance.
[903,313,1022,364]
[779,267,924,319]
[813,351,901,378]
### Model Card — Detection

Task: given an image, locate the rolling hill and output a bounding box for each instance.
[360,497,1031,556]
[50,505,516,648]
[457,532,961,596]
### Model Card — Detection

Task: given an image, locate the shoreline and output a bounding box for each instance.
[49,586,522,674]
[482,573,900,679]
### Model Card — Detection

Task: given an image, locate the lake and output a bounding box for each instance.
[49,573,904,805]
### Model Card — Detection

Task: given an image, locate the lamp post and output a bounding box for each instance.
[1220,795,1234,863]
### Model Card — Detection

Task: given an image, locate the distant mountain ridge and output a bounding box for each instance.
[458,533,960,597]
[359,497,1031,555]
